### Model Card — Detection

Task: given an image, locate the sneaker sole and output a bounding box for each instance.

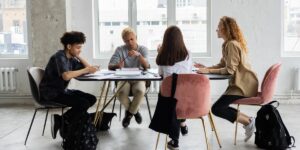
[167,144,179,150]
[51,115,56,139]
[244,133,253,142]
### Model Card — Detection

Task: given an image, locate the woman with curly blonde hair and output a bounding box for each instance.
[196,16,259,142]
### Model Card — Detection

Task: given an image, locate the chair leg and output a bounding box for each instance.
[61,107,64,141]
[145,94,152,119]
[208,113,214,132]
[165,135,168,150]
[112,97,117,113]
[201,117,210,150]
[42,109,49,136]
[234,104,240,145]
[119,99,122,121]
[110,98,117,127]
[208,111,222,148]
[155,133,160,150]
[24,109,38,145]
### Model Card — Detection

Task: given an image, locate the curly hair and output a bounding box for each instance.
[220,16,248,53]
[60,31,86,50]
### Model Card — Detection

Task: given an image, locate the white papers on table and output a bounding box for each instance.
[115,68,141,76]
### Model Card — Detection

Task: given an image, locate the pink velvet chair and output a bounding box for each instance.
[155,74,221,150]
[232,63,282,145]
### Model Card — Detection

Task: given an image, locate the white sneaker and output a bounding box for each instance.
[243,117,255,142]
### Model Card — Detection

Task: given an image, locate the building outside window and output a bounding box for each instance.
[283,0,300,56]
[0,0,27,58]
[95,0,209,59]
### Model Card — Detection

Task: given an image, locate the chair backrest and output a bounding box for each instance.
[260,63,281,103]
[27,67,45,106]
[160,74,211,119]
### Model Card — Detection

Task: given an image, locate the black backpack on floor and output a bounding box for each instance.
[255,101,295,150]
[61,112,99,150]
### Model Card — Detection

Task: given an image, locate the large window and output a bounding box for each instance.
[136,0,167,58]
[0,0,27,58]
[283,0,300,56]
[95,0,209,58]
[176,0,207,56]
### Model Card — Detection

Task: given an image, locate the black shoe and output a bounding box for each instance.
[122,111,133,128]
[167,140,179,150]
[134,111,142,124]
[180,125,188,136]
[51,114,61,139]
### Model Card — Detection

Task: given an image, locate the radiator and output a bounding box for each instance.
[0,67,17,92]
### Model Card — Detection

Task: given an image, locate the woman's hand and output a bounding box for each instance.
[197,67,209,74]
[194,62,205,68]
[157,44,162,53]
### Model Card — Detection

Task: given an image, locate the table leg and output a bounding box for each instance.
[93,81,108,125]
[94,81,127,126]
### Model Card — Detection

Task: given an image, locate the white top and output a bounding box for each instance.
[158,53,193,78]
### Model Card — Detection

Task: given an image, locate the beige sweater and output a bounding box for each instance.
[208,40,258,97]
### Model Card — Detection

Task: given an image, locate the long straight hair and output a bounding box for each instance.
[156,26,188,66]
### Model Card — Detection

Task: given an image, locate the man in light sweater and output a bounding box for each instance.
[108,27,149,128]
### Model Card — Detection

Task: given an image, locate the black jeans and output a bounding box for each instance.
[51,90,96,124]
[211,95,246,123]
[169,119,186,141]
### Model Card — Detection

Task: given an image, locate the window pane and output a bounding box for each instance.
[0,0,27,57]
[97,0,128,58]
[137,0,167,57]
[284,0,300,53]
[176,0,207,53]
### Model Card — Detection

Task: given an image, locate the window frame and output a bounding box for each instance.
[94,0,211,59]
[0,0,29,59]
[281,0,300,57]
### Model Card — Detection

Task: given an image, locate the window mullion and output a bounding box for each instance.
[167,0,176,26]
[128,0,137,31]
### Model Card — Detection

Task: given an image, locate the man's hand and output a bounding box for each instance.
[117,60,124,68]
[86,66,99,74]
[128,50,141,57]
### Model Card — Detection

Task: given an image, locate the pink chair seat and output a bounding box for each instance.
[233,63,281,106]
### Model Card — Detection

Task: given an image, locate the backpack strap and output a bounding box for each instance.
[170,73,178,98]
[268,100,280,108]
[290,136,296,148]
[271,101,296,148]
[281,117,296,148]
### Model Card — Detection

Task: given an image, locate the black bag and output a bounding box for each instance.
[255,101,295,150]
[149,73,179,134]
[90,112,116,131]
[62,112,99,150]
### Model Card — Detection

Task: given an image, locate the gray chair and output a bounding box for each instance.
[24,67,66,145]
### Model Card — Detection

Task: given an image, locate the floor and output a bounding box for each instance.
[0,102,299,150]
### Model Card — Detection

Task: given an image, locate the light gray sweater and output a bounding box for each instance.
[109,44,149,68]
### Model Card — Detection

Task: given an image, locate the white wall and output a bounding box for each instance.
[1,0,300,102]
